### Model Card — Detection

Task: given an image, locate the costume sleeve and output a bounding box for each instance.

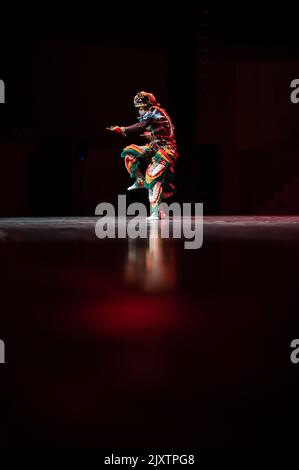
[124,121,148,134]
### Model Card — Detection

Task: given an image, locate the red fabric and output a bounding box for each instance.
[112,126,124,135]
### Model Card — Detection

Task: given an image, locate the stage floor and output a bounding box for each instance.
[1,215,299,240]
[1,216,299,447]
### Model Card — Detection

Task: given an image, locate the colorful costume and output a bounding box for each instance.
[108,91,178,219]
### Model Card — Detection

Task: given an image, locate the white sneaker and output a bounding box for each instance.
[127,181,144,191]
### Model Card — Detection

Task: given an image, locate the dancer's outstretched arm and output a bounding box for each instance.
[107,121,148,136]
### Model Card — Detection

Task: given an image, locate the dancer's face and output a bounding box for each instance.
[138,106,147,117]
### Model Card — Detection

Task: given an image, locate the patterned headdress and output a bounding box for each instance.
[133,91,158,108]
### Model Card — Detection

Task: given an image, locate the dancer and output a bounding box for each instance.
[107,91,178,220]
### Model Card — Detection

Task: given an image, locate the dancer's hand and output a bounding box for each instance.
[106,126,125,135]
[143,131,152,140]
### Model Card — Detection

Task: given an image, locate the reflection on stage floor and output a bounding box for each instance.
[0,216,299,447]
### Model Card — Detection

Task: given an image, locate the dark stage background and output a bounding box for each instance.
[0,6,299,216]
[2,5,299,451]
